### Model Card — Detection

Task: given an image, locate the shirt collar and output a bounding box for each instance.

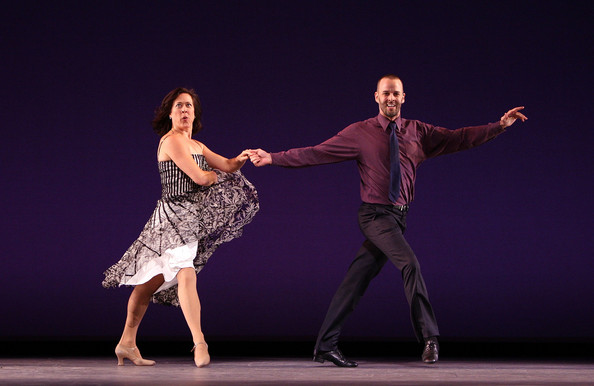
[377,114,402,132]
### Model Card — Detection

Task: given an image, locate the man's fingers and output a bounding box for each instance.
[509,106,525,113]
[504,107,528,122]
[509,110,528,121]
[515,112,528,121]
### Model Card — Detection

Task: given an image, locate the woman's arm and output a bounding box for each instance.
[201,142,250,173]
[160,135,217,186]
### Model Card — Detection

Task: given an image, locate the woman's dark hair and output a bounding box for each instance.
[152,87,203,136]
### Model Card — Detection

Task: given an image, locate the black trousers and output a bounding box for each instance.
[314,202,440,352]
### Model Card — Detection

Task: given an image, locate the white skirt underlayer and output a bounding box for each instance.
[120,241,198,294]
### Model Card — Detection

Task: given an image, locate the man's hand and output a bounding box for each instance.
[500,106,528,128]
[249,149,272,167]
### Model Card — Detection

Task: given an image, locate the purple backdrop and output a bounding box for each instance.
[2,1,592,342]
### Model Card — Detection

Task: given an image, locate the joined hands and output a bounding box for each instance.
[248,149,272,167]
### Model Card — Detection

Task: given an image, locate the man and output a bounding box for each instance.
[249,74,527,367]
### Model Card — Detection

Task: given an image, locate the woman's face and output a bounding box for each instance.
[169,93,195,130]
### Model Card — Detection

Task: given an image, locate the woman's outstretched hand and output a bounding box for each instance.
[235,150,252,167]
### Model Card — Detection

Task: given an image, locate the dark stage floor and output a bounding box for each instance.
[1,357,593,385]
[1,340,593,385]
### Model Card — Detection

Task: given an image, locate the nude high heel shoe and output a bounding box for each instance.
[115,344,156,366]
[191,342,210,367]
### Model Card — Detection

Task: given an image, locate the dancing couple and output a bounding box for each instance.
[103,78,526,367]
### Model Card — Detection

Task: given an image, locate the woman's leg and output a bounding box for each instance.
[177,267,210,367]
[118,274,164,348]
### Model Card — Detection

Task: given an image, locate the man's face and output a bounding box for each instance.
[375,78,405,119]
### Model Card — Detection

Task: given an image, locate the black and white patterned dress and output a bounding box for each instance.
[102,154,259,306]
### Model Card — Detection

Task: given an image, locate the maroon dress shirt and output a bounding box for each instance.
[271,114,505,206]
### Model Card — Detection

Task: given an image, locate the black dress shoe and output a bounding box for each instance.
[422,337,439,364]
[313,349,358,367]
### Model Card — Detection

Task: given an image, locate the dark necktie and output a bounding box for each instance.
[388,121,401,203]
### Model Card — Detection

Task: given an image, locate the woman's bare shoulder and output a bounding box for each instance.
[157,133,187,161]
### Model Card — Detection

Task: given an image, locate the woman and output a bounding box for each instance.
[102,87,259,367]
